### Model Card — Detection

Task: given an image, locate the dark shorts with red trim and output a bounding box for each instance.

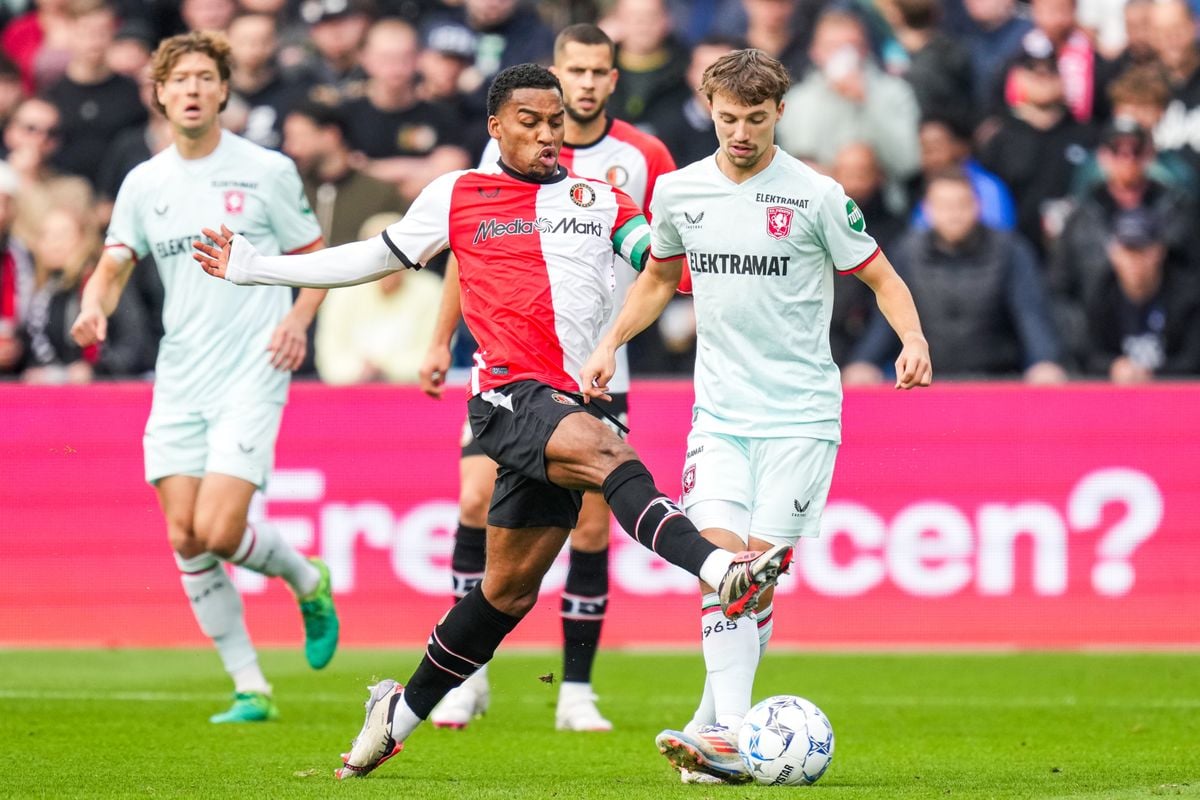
[467,380,617,530]
[461,392,628,459]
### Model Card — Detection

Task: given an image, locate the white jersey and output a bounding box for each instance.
[650,148,880,441]
[480,118,675,392]
[107,131,322,409]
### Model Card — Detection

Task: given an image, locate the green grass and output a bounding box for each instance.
[1,649,1198,798]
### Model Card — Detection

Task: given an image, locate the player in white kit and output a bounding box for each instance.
[419,24,677,732]
[582,48,933,783]
[71,31,339,723]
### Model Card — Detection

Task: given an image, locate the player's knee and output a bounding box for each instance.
[482,574,540,618]
[571,515,610,551]
[592,438,638,478]
[459,485,493,528]
[166,524,204,558]
[192,508,246,559]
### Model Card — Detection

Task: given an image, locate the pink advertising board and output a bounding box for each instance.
[3,382,1198,648]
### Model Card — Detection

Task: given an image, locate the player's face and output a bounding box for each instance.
[489,87,565,180]
[156,52,228,136]
[709,91,781,174]
[552,42,617,125]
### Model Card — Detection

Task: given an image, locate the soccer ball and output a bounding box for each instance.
[737,695,835,786]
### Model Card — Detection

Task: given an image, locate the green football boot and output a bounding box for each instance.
[210,691,279,724]
[299,557,339,669]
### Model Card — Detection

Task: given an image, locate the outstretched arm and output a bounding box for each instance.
[854,250,932,389]
[580,254,683,400]
[193,224,403,288]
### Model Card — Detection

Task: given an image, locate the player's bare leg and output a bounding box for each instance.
[544,413,792,619]
[157,474,276,723]
[556,492,612,731]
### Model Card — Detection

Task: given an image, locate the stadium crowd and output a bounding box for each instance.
[2,0,1199,386]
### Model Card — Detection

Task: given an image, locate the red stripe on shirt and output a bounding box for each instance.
[841,245,880,274]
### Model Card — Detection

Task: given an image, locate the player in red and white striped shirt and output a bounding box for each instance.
[421,23,679,733]
[194,63,792,781]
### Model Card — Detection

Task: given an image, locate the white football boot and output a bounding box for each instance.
[555,682,613,731]
[430,667,490,729]
[656,722,751,784]
[335,679,404,779]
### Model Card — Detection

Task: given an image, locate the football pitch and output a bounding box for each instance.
[1,649,1197,799]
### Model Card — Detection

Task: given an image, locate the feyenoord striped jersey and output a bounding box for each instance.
[381,162,652,395]
[479,119,675,393]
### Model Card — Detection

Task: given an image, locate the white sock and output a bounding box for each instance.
[757,602,774,658]
[692,601,774,728]
[699,591,759,730]
[558,680,593,705]
[698,550,735,590]
[229,521,320,596]
[390,692,423,743]
[176,552,268,693]
[463,663,489,692]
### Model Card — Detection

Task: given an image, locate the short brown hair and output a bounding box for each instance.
[700,48,790,106]
[68,0,113,19]
[554,23,615,63]
[149,31,232,116]
[1108,63,1172,111]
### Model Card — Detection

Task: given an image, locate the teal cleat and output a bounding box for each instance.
[299,557,339,669]
[210,691,279,724]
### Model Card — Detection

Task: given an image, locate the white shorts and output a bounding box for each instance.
[143,401,284,489]
[679,430,838,545]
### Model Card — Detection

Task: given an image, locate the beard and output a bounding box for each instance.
[565,98,607,125]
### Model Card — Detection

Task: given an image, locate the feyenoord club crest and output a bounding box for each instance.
[550,392,578,406]
[605,165,628,187]
[766,206,792,239]
[569,182,596,208]
[682,465,696,494]
[224,190,245,215]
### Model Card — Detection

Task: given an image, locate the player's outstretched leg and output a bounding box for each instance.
[431,523,491,729]
[227,521,339,669]
[600,460,793,618]
[176,552,278,723]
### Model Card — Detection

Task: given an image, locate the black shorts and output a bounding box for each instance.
[467,381,624,530]
[461,392,628,458]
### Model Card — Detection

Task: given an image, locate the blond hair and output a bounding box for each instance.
[149,31,232,116]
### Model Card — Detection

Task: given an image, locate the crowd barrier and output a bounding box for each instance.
[3,381,1198,648]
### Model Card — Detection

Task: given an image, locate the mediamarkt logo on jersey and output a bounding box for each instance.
[472,216,604,245]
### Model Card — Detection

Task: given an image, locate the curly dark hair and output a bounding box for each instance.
[486,63,562,117]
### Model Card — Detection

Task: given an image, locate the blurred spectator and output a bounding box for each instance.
[19,204,153,382]
[603,0,689,123]
[454,0,556,91]
[996,1,1114,125]
[1051,117,1198,366]
[2,96,94,245]
[0,162,33,377]
[96,65,173,204]
[0,56,28,130]
[776,9,921,183]
[1109,0,1158,74]
[845,169,1066,383]
[1150,0,1200,171]
[224,12,305,150]
[282,101,401,247]
[291,0,372,105]
[909,114,1016,230]
[880,0,976,123]
[662,0,745,46]
[828,142,906,365]
[977,33,1095,255]
[1073,64,1198,194]
[339,17,470,203]
[960,0,1032,109]
[179,0,235,33]
[1077,0,1129,61]
[107,18,155,80]
[418,19,489,161]
[2,0,73,94]
[1079,208,1200,380]
[314,211,443,384]
[45,0,147,188]
[639,35,739,167]
[741,0,813,80]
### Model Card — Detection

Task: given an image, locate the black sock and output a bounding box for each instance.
[403,587,521,719]
[451,524,486,601]
[562,547,608,684]
[602,460,717,577]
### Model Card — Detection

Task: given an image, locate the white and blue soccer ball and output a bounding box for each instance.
[737,695,835,786]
